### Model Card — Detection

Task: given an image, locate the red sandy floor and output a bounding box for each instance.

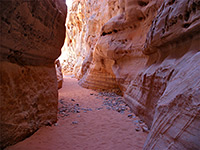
[6,76,147,150]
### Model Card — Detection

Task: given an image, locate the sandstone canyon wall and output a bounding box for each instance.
[0,0,67,149]
[140,0,200,149]
[62,0,200,149]
[88,0,163,92]
[60,0,123,91]
[62,0,163,91]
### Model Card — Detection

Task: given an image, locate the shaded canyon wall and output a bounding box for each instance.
[62,0,200,149]
[0,0,67,148]
[140,0,200,149]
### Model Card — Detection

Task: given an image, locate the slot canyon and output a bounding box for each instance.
[0,0,200,150]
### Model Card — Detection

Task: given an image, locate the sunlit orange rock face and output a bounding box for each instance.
[76,0,163,92]
[61,0,121,90]
[0,0,67,149]
[87,0,163,92]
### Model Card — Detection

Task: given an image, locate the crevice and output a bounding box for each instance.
[183,23,191,28]
[184,10,190,21]
[138,0,149,7]
[101,29,119,36]
[167,0,175,5]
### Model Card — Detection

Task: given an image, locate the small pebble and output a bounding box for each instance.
[128,114,133,118]
[138,120,143,124]
[72,121,78,124]
[142,126,149,132]
[96,107,103,110]
[135,127,141,132]
[134,120,139,123]
[116,107,121,112]
[120,111,124,114]
[76,110,80,113]
[121,107,125,111]
[106,107,111,110]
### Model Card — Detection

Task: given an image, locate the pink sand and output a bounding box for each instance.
[6,76,147,150]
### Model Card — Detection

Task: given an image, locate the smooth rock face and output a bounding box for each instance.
[0,0,67,149]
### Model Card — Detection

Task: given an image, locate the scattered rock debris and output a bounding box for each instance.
[59,91,149,132]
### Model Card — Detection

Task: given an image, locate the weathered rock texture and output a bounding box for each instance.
[60,0,122,90]
[62,0,200,149]
[124,0,200,149]
[89,0,163,92]
[0,0,67,149]
[141,0,200,149]
[125,0,200,125]
[75,0,162,92]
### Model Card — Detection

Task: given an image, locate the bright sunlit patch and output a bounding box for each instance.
[59,0,74,67]
[65,0,73,8]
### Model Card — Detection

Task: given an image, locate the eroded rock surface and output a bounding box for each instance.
[91,0,163,92]
[48,0,200,149]
[124,0,200,149]
[76,1,200,149]
[60,0,121,90]
[75,0,162,92]
[0,0,67,149]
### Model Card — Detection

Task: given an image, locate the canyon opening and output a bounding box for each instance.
[0,0,200,150]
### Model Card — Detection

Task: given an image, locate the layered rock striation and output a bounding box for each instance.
[140,1,200,149]
[76,0,163,92]
[118,0,200,149]
[60,0,121,90]
[92,0,163,92]
[0,0,67,149]
[63,0,200,149]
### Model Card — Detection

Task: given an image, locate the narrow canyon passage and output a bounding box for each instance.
[6,76,148,150]
[1,0,200,149]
